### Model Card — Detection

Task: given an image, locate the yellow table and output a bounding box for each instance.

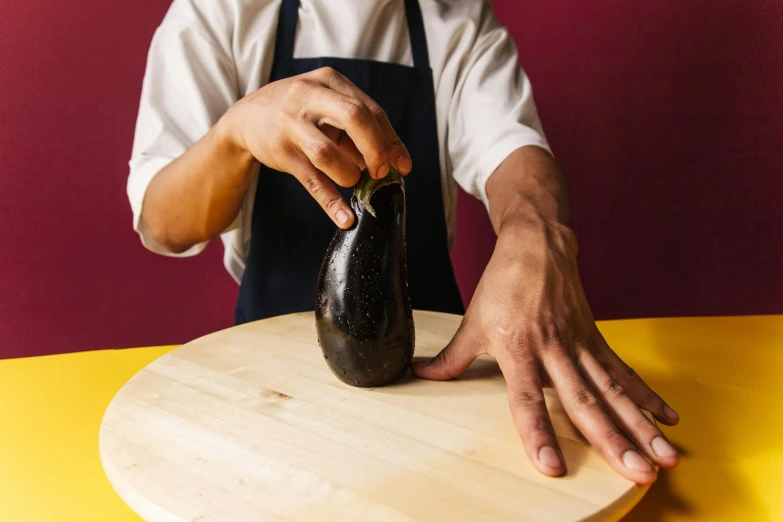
[1,316,782,522]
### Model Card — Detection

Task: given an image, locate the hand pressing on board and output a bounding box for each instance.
[413,146,681,484]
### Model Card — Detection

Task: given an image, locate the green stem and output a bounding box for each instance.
[354,166,405,217]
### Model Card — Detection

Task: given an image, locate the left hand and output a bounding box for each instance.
[412,218,680,484]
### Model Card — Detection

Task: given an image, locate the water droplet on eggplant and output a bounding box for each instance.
[314,172,414,388]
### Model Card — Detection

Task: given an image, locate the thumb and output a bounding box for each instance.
[412,323,481,381]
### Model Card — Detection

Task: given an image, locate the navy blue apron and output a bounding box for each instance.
[235,0,464,324]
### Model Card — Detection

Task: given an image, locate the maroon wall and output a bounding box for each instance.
[455,1,783,316]
[1,1,781,359]
[0,0,237,359]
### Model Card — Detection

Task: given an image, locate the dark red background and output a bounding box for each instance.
[1,0,781,359]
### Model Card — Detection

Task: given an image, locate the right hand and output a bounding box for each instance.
[218,66,412,229]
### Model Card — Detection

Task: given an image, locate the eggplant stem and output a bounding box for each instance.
[354,167,404,217]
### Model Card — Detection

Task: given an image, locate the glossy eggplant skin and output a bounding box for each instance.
[315,179,414,387]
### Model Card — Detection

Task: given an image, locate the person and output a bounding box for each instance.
[128,0,680,483]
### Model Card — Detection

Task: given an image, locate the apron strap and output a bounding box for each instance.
[404,0,430,70]
[273,0,431,71]
[273,0,300,69]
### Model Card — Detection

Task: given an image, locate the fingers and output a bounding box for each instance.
[302,86,391,179]
[287,154,354,229]
[412,321,480,381]
[335,131,367,171]
[315,124,366,171]
[498,354,565,476]
[294,122,361,187]
[577,350,680,469]
[596,338,679,426]
[543,348,658,484]
[314,67,412,176]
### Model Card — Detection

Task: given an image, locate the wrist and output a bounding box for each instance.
[486,147,571,233]
[497,211,578,257]
[213,108,255,168]
[496,193,568,232]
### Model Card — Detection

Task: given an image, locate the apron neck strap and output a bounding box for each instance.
[274,0,431,70]
[273,0,300,69]
[404,0,430,70]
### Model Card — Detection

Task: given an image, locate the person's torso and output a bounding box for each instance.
[168,0,494,281]
[233,0,465,323]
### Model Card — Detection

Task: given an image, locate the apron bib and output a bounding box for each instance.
[236,0,463,323]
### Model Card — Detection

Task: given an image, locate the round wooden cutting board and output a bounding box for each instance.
[100,311,649,522]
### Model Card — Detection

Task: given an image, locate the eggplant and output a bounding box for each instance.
[315,168,415,387]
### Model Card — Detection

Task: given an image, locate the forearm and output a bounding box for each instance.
[141,117,256,253]
[485,145,577,271]
[486,145,570,234]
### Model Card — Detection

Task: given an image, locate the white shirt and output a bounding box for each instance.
[128,0,550,283]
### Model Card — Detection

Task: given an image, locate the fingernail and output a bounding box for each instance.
[336,209,351,226]
[538,446,562,468]
[664,405,679,421]
[377,163,390,178]
[412,359,431,369]
[622,450,654,472]
[397,153,412,173]
[651,437,678,458]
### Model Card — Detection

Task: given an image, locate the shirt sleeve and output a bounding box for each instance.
[127,2,240,257]
[446,3,550,210]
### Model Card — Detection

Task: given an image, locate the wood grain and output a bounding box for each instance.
[100,311,649,521]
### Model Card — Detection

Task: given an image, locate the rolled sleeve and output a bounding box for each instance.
[128,155,211,257]
[127,1,239,257]
[446,4,550,210]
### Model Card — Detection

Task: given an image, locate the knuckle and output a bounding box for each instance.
[603,379,626,400]
[269,136,287,154]
[624,364,640,381]
[493,325,531,347]
[279,109,299,128]
[288,79,311,98]
[571,389,599,411]
[430,349,461,381]
[343,99,370,123]
[510,388,545,409]
[432,348,451,366]
[368,102,386,119]
[559,226,579,253]
[303,175,322,195]
[602,428,627,447]
[541,320,566,347]
[530,415,552,436]
[310,141,333,165]
[538,340,567,357]
[432,346,462,379]
[368,148,389,167]
[505,335,533,359]
[323,196,342,212]
[633,413,655,431]
[318,66,337,78]
[523,320,567,355]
